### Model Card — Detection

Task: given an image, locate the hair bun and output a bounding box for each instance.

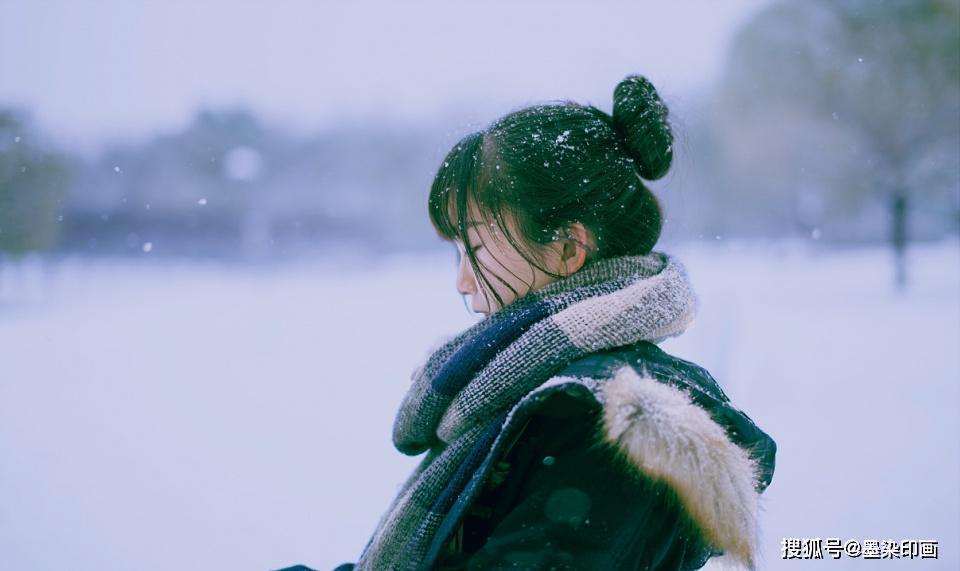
[611,74,673,181]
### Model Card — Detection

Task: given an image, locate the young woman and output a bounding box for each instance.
[282,74,777,571]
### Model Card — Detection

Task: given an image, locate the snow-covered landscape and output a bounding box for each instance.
[1,239,957,570]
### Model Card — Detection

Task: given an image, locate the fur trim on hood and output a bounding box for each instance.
[593,364,765,570]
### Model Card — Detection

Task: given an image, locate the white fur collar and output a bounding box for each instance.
[538,365,765,570]
[598,365,764,569]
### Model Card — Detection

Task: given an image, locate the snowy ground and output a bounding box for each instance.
[1,239,957,570]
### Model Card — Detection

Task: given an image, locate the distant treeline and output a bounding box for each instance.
[2,108,448,259]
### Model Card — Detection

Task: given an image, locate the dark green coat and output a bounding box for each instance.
[281,341,777,571]
[427,341,777,570]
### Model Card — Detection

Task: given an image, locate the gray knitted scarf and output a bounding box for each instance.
[354,250,699,570]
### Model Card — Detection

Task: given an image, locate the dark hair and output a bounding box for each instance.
[428,74,674,311]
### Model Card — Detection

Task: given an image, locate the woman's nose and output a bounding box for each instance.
[457,257,477,296]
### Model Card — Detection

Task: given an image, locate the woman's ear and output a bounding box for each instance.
[560,222,592,275]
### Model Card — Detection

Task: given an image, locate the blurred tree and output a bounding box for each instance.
[69,108,276,257]
[0,109,70,256]
[713,0,960,288]
[65,107,441,259]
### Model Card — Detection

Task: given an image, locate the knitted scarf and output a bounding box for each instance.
[354,249,699,570]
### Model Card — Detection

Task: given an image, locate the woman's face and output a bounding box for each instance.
[453,206,592,315]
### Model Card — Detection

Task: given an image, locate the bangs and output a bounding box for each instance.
[428,131,491,242]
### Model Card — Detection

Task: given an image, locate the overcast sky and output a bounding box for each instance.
[1,0,769,150]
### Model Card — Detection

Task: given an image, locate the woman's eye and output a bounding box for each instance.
[468,244,483,253]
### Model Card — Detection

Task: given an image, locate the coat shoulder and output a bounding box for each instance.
[447,382,715,571]
[535,343,777,571]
